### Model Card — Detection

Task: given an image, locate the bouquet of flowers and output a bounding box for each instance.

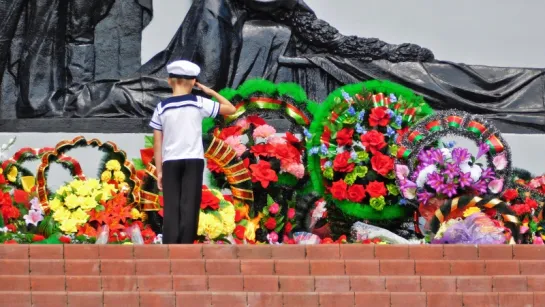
[398,144,507,205]
[501,188,544,244]
[210,115,306,187]
[197,186,236,242]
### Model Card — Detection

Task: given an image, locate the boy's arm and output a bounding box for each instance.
[153,129,163,190]
[196,82,236,115]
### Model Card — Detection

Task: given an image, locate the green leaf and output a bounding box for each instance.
[267,195,275,206]
[132,158,146,170]
[274,222,285,233]
[144,135,154,148]
[95,193,103,203]
[210,210,223,222]
[95,205,105,212]
[0,212,4,228]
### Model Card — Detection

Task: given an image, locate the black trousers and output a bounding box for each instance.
[162,159,204,244]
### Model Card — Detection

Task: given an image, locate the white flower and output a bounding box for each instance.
[440,148,452,161]
[416,165,437,188]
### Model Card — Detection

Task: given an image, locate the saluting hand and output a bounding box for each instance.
[195,82,216,96]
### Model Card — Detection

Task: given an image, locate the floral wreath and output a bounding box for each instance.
[306,80,433,221]
[395,110,512,206]
[1,147,84,190]
[36,137,141,209]
[203,78,314,190]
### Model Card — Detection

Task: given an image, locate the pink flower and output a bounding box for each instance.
[534,237,544,245]
[267,232,279,244]
[269,203,280,214]
[492,152,508,170]
[23,210,43,227]
[285,163,305,179]
[268,137,287,145]
[253,124,276,139]
[235,118,250,130]
[224,136,247,157]
[395,164,409,180]
[488,179,504,194]
[287,208,296,219]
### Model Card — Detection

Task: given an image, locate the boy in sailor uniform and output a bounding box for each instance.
[149,60,236,244]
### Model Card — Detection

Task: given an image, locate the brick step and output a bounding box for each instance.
[2,275,545,293]
[1,291,544,307]
[3,245,545,261]
[2,259,545,276]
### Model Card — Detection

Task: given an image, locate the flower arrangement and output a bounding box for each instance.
[100,159,128,187]
[398,144,507,205]
[210,115,306,188]
[501,187,544,244]
[197,186,236,242]
[307,85,432,223]
[432,207,511,244]
[48,179,117,234]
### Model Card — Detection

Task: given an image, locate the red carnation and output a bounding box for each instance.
[360,130,387,155]
[207,159,223,173]
[246,115,267,127]
[336,128,354,146]
[4,240,18,244]
[218,126,242,140]
[201,189,220,211]
[333,152,355,173]
[330,179,348,200]
[369,107,390,127]
[264,217,277,230]
[234,225,246,240]
[0,174,5,185]
[250,160,278,188]
[366,181,387,198]
[503,189,518,202]
[371,152,394,177]
[283,132,300,145]
[526,197,539,210]
[347,184,366,203]
[13,190,29,206]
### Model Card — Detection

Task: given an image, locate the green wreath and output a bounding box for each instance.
[306,80,433,222]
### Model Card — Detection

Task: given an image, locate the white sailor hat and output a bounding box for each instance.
[167,60,201,79]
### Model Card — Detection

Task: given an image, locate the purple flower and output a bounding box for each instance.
[440,181,459,198]
[476,143,490,160]
[472,180,488,194]
[417,149,435,165]
[430,149,445,164]
[401,179,417,190]
[444,162,460,179]
[417,191,434,204]
[458,172,473,188]
[451,147,471,164]
[481,167,496,180]
[426,172,444,191]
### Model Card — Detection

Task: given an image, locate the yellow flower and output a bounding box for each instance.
[7,166,17,182]
[463,207,481,218]
[113,171,126,183]
[106,160,121,171]
[0,167,2,175]
[52,207,71,222]
[205,215,223,239]
[101,171,112,182]
[64,194,82,210]
[197,212,207,236]
[130,208,141,220]
[56,185,71,196]
[80,196,98,210]
[219,206,236,235]
[76,184,93,197]
[69,180,84,190]
[123,242,133,245]
[71,208,89,224]
[59,219,78,234]
[49,198,63,211]
[86,178,101,190]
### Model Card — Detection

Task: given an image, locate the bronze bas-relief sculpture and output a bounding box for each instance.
[1,0,544,133]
